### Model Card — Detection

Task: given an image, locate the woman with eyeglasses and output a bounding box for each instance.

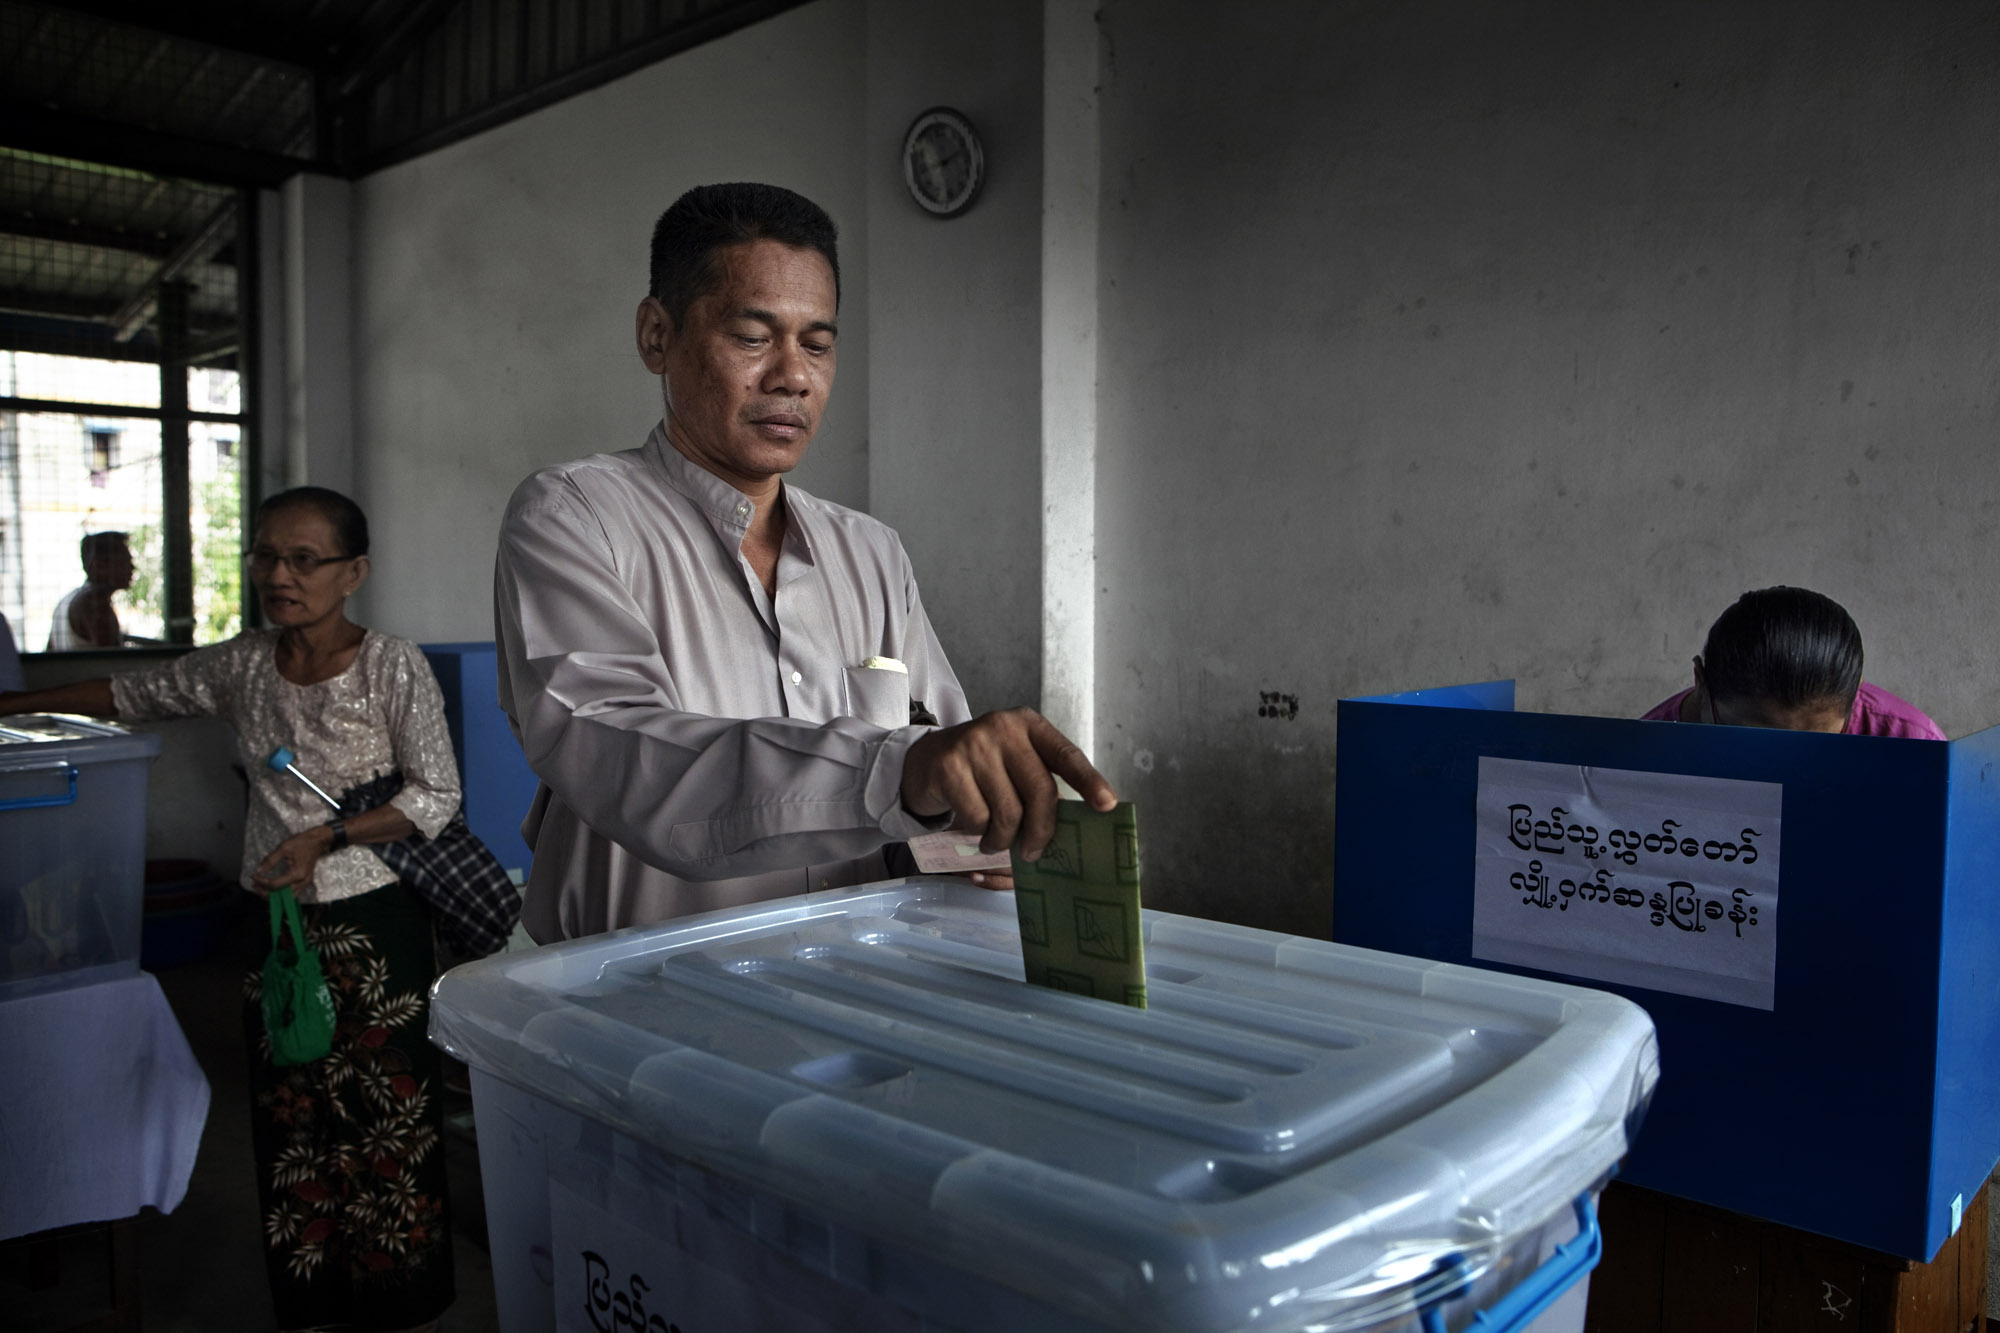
[1643,585,1945,738]
[1,485,461,1333]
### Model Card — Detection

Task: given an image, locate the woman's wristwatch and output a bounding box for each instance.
[325,819,348,852]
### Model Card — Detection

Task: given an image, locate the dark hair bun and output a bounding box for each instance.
[1702,586,1862,710]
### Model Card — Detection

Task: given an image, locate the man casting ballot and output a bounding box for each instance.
[496,182,1114,942]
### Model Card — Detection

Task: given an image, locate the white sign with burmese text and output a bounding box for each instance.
[1473,757,1782,1009]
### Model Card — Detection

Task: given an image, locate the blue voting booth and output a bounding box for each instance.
[421,642,538,884]
[1331,680,2000,1262]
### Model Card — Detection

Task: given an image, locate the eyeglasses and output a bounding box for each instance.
[244,547,358,576]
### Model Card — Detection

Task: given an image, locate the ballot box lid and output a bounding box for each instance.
[0,713,160,767]
[430,879,1657,1331]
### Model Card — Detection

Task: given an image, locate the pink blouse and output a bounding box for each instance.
[1641,682,1946,740]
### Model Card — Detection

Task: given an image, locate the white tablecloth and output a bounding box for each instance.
[0,972,211,1239]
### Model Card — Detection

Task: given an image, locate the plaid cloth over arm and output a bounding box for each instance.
[338,772,521,957]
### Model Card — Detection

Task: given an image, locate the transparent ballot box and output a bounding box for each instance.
[429,880,1658,1333]
[0,715,160,1001]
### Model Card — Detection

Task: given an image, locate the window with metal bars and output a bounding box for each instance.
[0,152,255,653]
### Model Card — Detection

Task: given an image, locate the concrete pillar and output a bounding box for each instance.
[281,174,353,496]
[1041,0,1102,758]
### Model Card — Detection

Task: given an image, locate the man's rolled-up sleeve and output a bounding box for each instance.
[494,477,938,881]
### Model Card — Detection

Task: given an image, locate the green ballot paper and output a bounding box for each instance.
[1010,800,1146,1008]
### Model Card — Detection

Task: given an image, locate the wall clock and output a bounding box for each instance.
[902,107,985,218]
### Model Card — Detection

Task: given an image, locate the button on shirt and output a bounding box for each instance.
[495,424,971,941]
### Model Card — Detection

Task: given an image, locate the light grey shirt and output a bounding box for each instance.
[495,424,971,942]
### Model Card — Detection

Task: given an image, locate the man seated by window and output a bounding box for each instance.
[47,530,134,650]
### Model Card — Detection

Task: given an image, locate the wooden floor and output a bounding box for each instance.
[1586,1178,1992,1333]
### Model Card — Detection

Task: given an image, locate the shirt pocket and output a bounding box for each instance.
[844,664,912,730]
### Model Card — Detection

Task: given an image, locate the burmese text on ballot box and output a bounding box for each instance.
[1331,680,2000,1262]
[430,879,1657,1333]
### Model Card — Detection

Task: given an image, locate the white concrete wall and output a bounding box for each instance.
[1092,0,2000,936]
[327,0,2000,942]
[865,0,1045,714]
[346,0,871,641]
[343,0,1046,693]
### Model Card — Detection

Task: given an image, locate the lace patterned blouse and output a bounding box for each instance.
[111,629,460,903]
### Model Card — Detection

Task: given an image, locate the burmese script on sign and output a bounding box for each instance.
[1472,756,1782,1009]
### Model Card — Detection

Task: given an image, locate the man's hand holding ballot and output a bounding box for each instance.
[902,706,1118,861]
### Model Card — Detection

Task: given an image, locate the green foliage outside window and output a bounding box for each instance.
[195,468,242,642]
[126,468,243,645]
[125,522,164,625]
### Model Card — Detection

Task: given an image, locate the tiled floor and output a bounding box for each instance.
[7,910,500,1333]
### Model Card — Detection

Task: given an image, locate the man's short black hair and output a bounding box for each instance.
[648,183,840,328]
[1702,585,1864,711]
[79,531,128,570]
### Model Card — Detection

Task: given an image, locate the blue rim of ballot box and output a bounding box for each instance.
[1433,1192,1600,1333]
[1332,680,2000,1262]
[432,880,1650,1333]
[0,762,78,810]
[2,715,162,1000]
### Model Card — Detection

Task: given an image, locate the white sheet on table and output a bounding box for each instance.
[0,972,211,1239]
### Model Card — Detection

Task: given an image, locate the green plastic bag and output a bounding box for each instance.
[261,887,336,1067]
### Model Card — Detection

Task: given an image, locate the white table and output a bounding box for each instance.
[0,971,210,1240]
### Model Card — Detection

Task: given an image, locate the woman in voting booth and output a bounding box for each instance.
[1644,585,1945,738]
[0,486,490,1333]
